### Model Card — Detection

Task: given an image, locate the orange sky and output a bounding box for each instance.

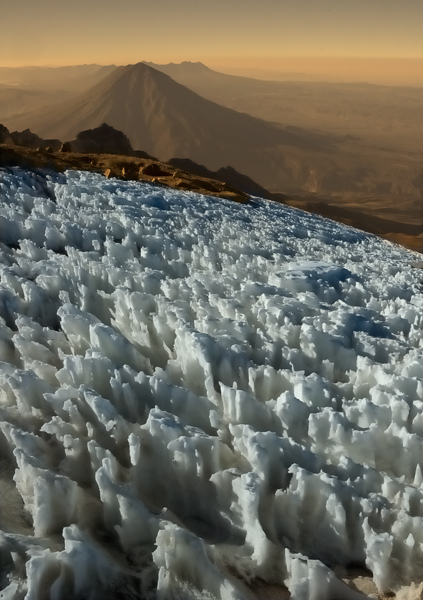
[209,57,423,87]
[1,0,422,82]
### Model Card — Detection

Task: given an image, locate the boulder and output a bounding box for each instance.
[140,163,168,177]
[63,123,134,155]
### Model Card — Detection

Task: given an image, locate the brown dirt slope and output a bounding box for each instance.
[0,144,249,204]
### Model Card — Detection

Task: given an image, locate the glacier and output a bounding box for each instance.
[0,168,423,600]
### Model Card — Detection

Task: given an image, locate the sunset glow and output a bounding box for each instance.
[2,0,422,85]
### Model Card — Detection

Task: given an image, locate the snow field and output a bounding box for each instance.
[0,168,423,599]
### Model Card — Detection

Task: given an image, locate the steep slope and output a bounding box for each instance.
[4,63,422,198]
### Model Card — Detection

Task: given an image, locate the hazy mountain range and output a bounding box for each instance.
[0,87,74,119]
[0,64,117,91]
[1,62,422,199]
[0,64,118,119]
[144,61,423,153]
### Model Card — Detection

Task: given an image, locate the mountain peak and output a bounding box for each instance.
[142,60,212,74]
[179,61,210,69]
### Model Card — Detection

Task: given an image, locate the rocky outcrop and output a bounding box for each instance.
[59,141,72,153]
[61,123,134,155]
[0,144,250,204]
[8,128,60,151]
[140,163,169,177]
[168,158,281,200]
[0,124,60,150]
[0,124,12,144]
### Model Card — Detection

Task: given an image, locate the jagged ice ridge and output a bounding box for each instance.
[0,169,423,600]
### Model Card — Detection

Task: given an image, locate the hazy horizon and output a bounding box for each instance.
[1,57,423,87]
[1,0,423,85]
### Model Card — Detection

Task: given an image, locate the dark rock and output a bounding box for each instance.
[64,123,134,156]
[175,180,196,191]
[168,158,212,180]
[168,158,276,200]
[140,163,168,177]
[103,167,121,179]
[60,142,72,153]
[121,163,139,179]
[0,124,11,144]
[215,165,275,199]
[0,145,32,168]
[7,128,61,151]
[133,150,158,160]
[44,139,62,151]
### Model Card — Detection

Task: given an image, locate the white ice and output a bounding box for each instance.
[0,167,423,599]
